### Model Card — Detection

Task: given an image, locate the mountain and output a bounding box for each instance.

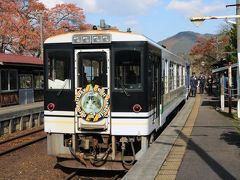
[158,31,214,56]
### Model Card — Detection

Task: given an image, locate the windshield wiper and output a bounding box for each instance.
[57,79,68,96]
[118,79,130,97]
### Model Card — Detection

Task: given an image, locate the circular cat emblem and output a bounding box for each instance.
[75,84,110,122]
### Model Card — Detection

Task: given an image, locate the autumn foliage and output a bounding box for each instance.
[0,0,90,57]
[190,36,229,74]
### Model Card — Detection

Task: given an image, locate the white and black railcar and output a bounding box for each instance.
[44,28,189,170]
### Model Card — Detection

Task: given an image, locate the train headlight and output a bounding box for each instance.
[92,35,102,43]
[72,35,81,43]
[102,35,111,43]
[133,104,142,113]
[72,35,91,44]
[82,35,91,44]
[91,34,112,44]
[72,34,111,44]
[47,103,55,111]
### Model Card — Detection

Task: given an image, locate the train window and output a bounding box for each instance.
[164,60,168,94]
[179,65,182,86]
[173,64,177,89]
[114,50,142,90]
[0,70,18,92]
[47,51,71,89]
[182,66,185,85]
[78,52,107,87]
[169,62,174,91]
[176,65,179,87]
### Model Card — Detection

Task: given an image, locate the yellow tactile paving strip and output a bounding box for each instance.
[155,95,201,180]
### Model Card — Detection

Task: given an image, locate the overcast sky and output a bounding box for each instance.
[39,0,237,41]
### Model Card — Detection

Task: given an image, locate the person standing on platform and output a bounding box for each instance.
[207,75,213,95]
[190,72,198,97]
[198,73,205,94]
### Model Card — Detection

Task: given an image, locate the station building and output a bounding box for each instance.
[0,53,43,107]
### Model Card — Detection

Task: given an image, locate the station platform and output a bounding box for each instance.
[123,94,240,180]
[0,101,43,118]
[0,102,43,135]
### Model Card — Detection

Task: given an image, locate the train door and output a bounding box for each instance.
[152,56,161,128]
[74,49,110,132]
[155,57,161,127]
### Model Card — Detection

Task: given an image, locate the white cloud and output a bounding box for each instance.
[68,0,102,13]
[102,0,162,16]
[167,0,226,16]
[38,0,64,9]
[40,0,162,16]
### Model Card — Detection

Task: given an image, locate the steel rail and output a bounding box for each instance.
[0,127,44,145]
[64,170,80,180]
[0,132,46,156]
[63,169,124,180]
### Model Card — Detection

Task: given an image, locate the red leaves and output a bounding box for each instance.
[190,36,229,74]
[47,3,86,36]
[0,1,87,56]
[190,36,228,59]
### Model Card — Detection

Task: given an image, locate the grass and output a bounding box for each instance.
[231,112,240,133]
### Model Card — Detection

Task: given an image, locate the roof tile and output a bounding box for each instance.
[0,53,43,65]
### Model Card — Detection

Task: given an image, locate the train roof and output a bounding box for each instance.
[45,30,149,44]
[45,29,170,52]
[45,29,187,64]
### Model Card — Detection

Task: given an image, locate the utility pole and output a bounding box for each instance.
[228,62,232,114]
[40,12,43,60]
[190,2,240,117]
[237,0,240,118]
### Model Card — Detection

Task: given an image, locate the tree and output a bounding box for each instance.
[0,0,46,55]
[190,35,229,74]
[221,23,237,63]
[0,0,89,57]
[46,3,86,36]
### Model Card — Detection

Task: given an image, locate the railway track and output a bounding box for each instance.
[0,128,47,156]
[61,103,186,180]
[64,169,126,180]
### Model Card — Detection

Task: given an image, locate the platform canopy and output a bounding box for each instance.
[0,53,43,65]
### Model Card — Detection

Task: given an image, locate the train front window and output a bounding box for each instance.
[47,51,71,89]
[114,50,142,90]
[78,52,107,87]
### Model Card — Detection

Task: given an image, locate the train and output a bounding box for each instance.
[43,25,190,170]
